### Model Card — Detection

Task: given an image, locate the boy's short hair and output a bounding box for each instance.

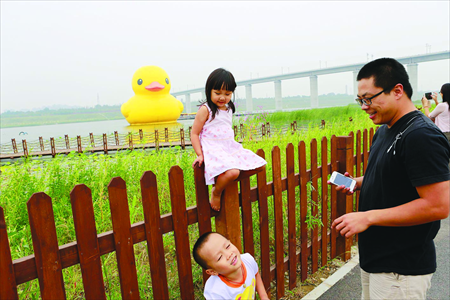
[357,58,413,99]
[193,232,226,270]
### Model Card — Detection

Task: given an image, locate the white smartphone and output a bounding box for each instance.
[329,171,356,190]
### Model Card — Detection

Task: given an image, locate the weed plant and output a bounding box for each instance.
[0,105,379,299]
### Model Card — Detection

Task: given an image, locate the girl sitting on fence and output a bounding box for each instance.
[191,68,267,211]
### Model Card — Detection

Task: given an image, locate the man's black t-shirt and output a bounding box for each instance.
[359,110,450,275]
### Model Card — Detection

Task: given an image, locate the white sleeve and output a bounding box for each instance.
[204,289,226,300]
[429,103,446,118]
[242,253,259,275]
[203,277,228,300]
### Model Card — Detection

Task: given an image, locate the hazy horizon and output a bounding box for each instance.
[1,1,449,113]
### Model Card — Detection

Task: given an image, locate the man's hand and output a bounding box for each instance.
[327,172,357,195]
[332,212,370,238]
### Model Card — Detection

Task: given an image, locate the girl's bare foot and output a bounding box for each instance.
[210,187,221,211]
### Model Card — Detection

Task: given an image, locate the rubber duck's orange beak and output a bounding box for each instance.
[145,81,165,91]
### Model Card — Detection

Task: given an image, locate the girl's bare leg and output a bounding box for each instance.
[210,169,240,211]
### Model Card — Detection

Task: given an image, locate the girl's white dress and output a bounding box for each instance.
[199,104,267,185]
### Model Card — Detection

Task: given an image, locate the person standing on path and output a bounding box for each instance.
[330,58,450,300]
[422,83,450,141]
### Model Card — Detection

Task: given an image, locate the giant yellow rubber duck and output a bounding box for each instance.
[121,66,184,124]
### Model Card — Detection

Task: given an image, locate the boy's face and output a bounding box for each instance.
[200,233,241,276]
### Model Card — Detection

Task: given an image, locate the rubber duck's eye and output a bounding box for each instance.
[165,78,169,84]
[137,79,143,85]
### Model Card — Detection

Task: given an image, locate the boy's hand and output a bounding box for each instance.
[193,155,204,168]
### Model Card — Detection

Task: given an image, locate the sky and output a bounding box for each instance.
[1,0,449,113]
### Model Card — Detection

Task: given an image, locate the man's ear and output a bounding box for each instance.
[393,83,404,100]
[206,268,219,276]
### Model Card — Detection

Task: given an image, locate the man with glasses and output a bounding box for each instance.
[331,58,450,299]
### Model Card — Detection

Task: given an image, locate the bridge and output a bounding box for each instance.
[172,51,450,113]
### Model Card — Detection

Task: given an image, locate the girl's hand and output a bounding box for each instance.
[193,155,204,168]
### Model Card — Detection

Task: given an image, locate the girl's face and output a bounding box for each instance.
[211,88,233,110]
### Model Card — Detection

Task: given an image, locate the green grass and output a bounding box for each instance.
[0,104,383,299]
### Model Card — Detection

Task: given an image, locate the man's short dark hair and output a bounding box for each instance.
[357,58,413,99]
[193,232,225,270]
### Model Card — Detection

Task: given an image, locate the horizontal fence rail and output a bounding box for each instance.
[0,128,374,299]
[0,121,317,160]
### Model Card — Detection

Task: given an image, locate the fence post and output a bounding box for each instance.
[0,206,19,300]
[102,134,108,154]
[11,139,18,153]
[39,137,45,151]
[335,136,354,261]
[50,137,56,157]
[155,130,159,151]
[114,131,119,146]
[89,133,95,147]
[22,140,28,157]
[215,167,265,253]
[266,122,270,137]
[165,128,169,143]
[215,181,242,252]
[180,128,185,150]
[128,132,133,150]
[240,123,244,139]
[261,124,266,137]
[65,135,70,149]
[77,136,82,153]
[139,129,143,141]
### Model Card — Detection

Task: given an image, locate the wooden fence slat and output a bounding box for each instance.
[107,177,140,300]
[335,136,354,261]
[321,137,329,267]
[363,129,369,173]
[330,135,338,259]
[310,139,319,274]
[240,177,255,256]
[103,134,108,154]
[298,141,309,281]
[355,130,362,244]
[286,143,297,289]
[193,163,213,283]
[70,185,106,300]
[140,171,169,300]
[27,193,66,299]
[0,206,19,300]
[50,137,56,157]
[272,146,285,299]
[168,166,194,300]
[256,149,271,291]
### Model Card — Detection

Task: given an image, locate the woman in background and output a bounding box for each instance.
[422,83,450,141]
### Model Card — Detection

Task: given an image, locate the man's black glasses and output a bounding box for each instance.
[355,90,385,106]
[355,86,395,106]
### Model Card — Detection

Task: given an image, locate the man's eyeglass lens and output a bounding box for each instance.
[355,90,385,106]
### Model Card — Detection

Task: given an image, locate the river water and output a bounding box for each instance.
[1,119,195,145]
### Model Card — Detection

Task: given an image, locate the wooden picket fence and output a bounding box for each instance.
[0,129,374,300]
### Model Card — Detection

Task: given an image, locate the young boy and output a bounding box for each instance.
[193,232,269,300]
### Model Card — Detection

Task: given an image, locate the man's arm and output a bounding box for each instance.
[255,272,269,300]
[332,180,450,238]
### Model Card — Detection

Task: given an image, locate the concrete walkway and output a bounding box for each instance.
[303,216,449,300]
